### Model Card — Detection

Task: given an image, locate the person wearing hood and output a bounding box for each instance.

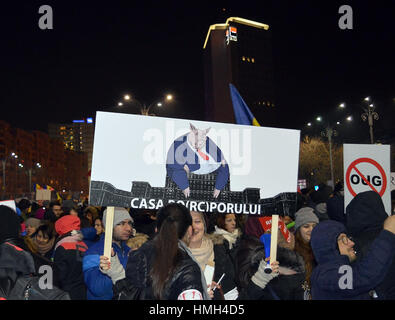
[0,205,36,299]
[310,215,395,300]
[54,215,88,300]
[346,191,395,299]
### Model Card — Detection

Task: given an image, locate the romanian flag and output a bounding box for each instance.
[45,185,55,191]
[229,83,260,126]
[34,184,43,191]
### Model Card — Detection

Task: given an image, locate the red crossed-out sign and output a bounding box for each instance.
[345,157,387,197]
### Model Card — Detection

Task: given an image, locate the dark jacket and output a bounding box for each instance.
[208,234,238,297]
[0,240,36,299]
[53,215,88,300]
[236,235,305,300]
[327,193,346,225]
[118,240,205,300]
[268,246,305,300]
[310,220,395,300]
[346,191,395,299]
[53,234,88,300]
[83,234,130,300]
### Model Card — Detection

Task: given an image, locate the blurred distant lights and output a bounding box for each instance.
[18,163,23,168]
[339,103,345,108]
[364,97,370,102]
[307,122,312,127]
[347,116,353,121]
[316,116,322,122]
[336,121,340,125]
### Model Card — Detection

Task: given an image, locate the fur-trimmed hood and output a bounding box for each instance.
[207,229,243,246]
[277,246,305,275]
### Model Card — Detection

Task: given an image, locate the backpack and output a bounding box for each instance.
[7,274,70,300]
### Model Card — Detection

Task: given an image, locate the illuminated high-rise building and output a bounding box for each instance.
[203,17,276,126]
[48,118,95,171]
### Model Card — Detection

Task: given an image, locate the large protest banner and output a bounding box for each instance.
[344,144,391,214]
[89,112,300,215]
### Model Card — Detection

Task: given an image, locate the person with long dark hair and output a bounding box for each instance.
[293,207,319,300]
[115,203,209,300]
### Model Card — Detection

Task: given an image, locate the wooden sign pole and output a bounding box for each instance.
[103,206,115,259]
[270,214,279,263]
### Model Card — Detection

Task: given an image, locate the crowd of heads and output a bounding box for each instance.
[1,180,395,300]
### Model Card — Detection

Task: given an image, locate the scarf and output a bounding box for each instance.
[54,231,84,252]
[214,226,239,249]
[33,236,55,256]
[178,240,210,300]
[189,236,214,272]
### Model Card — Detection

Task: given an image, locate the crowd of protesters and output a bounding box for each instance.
[1,182,395,300]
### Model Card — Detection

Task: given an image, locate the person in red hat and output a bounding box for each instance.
[54,215,88,300]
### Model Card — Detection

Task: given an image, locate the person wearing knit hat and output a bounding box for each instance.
[295,207,319,240]
[25,218,42,237]
[293,207,319,300]
[53,215,88,300]
[83,207,133,300]
[102,207,134,229]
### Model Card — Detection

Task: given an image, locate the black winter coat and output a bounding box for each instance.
[53,237,88,300]
[117,240,205,300]
[346,191,395,299]
[238,246,305,300]
[209,234,239,296]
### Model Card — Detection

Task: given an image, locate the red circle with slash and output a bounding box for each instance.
[345,157,387,197]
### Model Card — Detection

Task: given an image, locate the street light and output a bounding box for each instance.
[306,103,349,188]
[361,97,379,144]
[1,152,19,198]
[119,92,174,116]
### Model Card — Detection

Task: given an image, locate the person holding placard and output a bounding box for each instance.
[82,207,133,300]
[235,235,280,300]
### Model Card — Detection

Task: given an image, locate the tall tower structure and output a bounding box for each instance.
[204,17,276,126]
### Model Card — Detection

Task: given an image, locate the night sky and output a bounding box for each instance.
[1,1,394,142]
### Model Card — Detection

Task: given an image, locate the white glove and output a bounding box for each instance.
[100,254,126,284]
[251,259,279,289]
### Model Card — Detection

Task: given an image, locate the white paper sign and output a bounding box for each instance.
[0,200,17,212]
[343,144,391,214]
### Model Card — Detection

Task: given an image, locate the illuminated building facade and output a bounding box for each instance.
[48,118,94,171]
[204,17,276,126]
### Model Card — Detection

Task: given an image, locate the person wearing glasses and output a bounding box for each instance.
[309,214,395,300]
[346,191,395,299]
